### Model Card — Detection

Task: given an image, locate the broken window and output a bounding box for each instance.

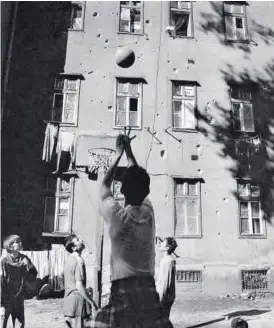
[115,79,142,128]
[119,1,143,34]
[172,82,196,129]
[170,1,193,37]
[43,177,74,235]
[242,270,268,291]
[230,86,254,133]
[224,2,248,41]
[174,179,202,237]
[52,75,81,125]
[70,1,85,30]
[237,181,264,236]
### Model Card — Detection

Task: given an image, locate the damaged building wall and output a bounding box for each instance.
[1,1,274,297]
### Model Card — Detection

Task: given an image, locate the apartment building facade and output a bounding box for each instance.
[2,1,274,299]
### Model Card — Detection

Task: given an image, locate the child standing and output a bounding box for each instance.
[63,234,97,328]
[156,237,178,319]
[0,234,37,328]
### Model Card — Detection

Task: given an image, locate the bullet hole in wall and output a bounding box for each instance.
[173,68,178,73]
[108,106,113,111]
[105,39,109,44]
[93,12,98,17]
[97,34,101,39]
[197,169,202,174]
[157,113,160,117]
[88,71,94,74]
[160,150,166,158]
[167,60,171,64]
[135,41,139,45]
[145,19,150,24]
[223,198,228,203]
[216,210,220,215]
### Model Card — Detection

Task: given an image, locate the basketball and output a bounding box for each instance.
[115,47,135,68]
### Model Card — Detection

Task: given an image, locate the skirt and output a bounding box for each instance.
[91,275,173,328]
[64,290,91,318]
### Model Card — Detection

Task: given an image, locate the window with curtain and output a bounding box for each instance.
[170,1,193,37]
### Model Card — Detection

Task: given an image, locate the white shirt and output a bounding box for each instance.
[100,196,155,281]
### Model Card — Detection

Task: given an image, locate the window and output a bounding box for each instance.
[241,270,268,291]
[43,177,74,235]
[230,86,254,133]
[176,270,202,283]
[224,2,248,41]
[170,1,193,37]
[52,75,81,125]
[115,79,142,128]
[70,1,85,30]
[238,181,264,236]
[172,82,196,130]
[119,1,143,34]
[174,179,202,237]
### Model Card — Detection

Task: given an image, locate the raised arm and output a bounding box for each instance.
[100,150,124,201]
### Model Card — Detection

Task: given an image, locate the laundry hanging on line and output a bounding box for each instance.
[42,123,59,162]
[55,130,75,173]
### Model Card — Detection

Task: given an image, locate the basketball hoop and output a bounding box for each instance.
[88,148,116,178]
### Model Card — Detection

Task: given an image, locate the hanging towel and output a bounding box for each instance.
[55,131,75,173]
[42,123,59,162]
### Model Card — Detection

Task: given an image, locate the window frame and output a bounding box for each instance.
[169,1,194,38]
[173,178,202,238]
[114,78,143,130]
[118,1,144,35]
[171,81,197,131]
[224,2,249,42]
[43,177,75,236]
[237,179,266,238]
[230,85,255,133]
[68,1,86,31]
[51,75,81,126]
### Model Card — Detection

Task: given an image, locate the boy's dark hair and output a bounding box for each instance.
[166,237,178,255]
[3,234,21,253]
[121,165,150,205]
[64,234,77,253]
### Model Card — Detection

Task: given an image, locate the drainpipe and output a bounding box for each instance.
[1,1,18,121]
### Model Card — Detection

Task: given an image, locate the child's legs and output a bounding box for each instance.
[13,298,25,328]
[1,307,11,328]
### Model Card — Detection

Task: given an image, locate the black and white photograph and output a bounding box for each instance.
[1,1,274,327]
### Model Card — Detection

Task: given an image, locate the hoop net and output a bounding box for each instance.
[88,148,116,174]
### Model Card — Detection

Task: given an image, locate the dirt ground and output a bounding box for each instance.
[4,295,274,328]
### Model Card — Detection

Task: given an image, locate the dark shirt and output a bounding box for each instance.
[0,253,37,305]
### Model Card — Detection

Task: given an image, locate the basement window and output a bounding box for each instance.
[224,2,248,41]
[115,79,142,128]
[241,270,268,291]
[170,1,193,37]
[176,270,202,282]
[119,1,143,34]
[69,1,85,30]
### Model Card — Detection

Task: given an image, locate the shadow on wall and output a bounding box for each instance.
[1,2,72,248]
[199,1,274,55]
[197,59,274,224]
